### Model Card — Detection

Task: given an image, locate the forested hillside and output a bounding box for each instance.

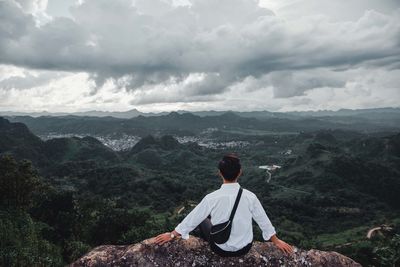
[1,116,399,266]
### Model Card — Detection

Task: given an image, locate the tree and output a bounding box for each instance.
[0,209,63,267]
[0,155,40,210]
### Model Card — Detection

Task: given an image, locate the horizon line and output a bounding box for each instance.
[1,106,400,115]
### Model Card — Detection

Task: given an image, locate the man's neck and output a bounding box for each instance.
[223,179,238,184]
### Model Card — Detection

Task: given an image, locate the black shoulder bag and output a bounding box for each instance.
[210,187,243,244]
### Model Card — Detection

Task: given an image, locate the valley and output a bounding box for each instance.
[1,109,400,266]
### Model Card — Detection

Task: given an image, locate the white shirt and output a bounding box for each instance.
[175,182,276,251]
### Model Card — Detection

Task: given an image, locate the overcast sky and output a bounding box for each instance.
[0,0,399,112]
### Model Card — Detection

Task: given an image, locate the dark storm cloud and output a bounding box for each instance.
[0,0,400,101]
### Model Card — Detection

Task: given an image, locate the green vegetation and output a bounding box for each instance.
[0,155,62,266]
[1,116,400,266]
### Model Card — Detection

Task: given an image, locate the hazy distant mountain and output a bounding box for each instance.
[287,107,400,117]
[0,109,169,119]
[4,108,400,137]
[287,108,400,129]
[0,108,285,119]
[2,107,399,120]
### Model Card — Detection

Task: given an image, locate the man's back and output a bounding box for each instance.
[175,182,276,251]
[155,154,293,256]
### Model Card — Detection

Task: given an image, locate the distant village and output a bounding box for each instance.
[39,133,250,151]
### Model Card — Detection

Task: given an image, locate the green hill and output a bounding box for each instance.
[0,117,399,266]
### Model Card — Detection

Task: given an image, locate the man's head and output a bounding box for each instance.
[218,153,242,182]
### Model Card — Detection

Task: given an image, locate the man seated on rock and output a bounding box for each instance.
[154,153,293,257]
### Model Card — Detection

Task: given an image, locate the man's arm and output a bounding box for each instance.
[250,195,276,240]
[251,195,293,254]
[154,229,182,245]
[270,234,293,254]
[154,196,210,245]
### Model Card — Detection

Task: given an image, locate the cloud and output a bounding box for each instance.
[0,0,399,110]
[263,0,400,22]
[0,71,63,90]
[14,0,47,14]
[129,73,225,104]
[0,65,398,113]
[0,1,35,39]
[268,69,346,98]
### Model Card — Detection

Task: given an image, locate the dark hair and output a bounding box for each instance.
[218,153,241,181]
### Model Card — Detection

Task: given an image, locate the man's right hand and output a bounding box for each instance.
[270,235,294,254]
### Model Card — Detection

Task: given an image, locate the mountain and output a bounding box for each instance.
[0,117,47,165]
[348,132,400,158]
[0,109,169,119]
[278,131,400,208]
[43,136,119,163]
[5,109,400,137]
[287,107,400,117]
[128,135,181,154]
[1,117,399,266]
[71,236,362,267]
[0,117,43,149]
[0,117,119,169]
[2,107,399,120]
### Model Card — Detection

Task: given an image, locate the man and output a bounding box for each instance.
[154,154,293,256]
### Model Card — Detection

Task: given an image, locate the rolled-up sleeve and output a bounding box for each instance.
[175,196,211,239]
[250,196,276,241]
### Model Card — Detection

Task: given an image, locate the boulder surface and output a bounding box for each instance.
[71,236,361,267]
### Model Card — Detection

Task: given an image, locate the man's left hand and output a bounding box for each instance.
[154,232,173,245]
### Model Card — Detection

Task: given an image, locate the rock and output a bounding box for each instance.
[71,236,361,267]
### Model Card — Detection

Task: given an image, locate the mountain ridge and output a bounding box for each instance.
[1,107,399,119]
[5,109,400,137]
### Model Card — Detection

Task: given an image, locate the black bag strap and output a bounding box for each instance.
[229,187,243,221]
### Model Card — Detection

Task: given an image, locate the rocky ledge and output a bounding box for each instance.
[71,236,361,267]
